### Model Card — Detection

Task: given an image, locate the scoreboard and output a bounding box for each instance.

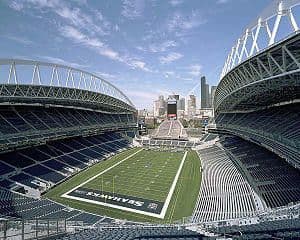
[167,99,177,119]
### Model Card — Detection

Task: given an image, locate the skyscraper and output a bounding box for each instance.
[211,86,217,108]
[187,95,196,118]
[177,98,185,111]
[153,95,166,117]
[201,76,210,108]
[205,83,209,107]
[153,99,160,117]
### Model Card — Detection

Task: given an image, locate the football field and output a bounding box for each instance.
[46,148,201,223]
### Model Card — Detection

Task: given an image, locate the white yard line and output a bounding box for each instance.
[159,151,187,218]
[62,149,188,219]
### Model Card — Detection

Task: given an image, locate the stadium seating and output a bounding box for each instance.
[192,143,260,223]
[215,103,300,168]
[57,226,203,240]
[154,120,187,139]
[206,217,300,239]
[155,120,171,137]
[0,132,131,192]
[219,136,300,208]
[0,106,136,152]
[0,188,104,225]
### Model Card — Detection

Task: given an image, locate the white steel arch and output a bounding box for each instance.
[220,0,300,79]
[0,59,134,107]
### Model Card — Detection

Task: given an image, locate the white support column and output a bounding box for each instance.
[50,66,60,86]
[66,69,71,87]
[264,21,272,39]
[231,39,241,69]
[8,62,17,84]
[222,54,231,77]
[251,31,260,55]
[31,64,41,85]
[88,75,93,91]
[78,72,83,89]
[238,30,250,63]
[250,19,261,56]
[269,2,283,46]
[83,74,87,90]
[229,47,235,71]
[93,76,97,91]
[288,10,299,31]
[70,70,75,88]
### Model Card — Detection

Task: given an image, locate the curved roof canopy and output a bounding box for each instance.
[0,59,135,110]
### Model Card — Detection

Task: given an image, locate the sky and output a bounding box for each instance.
[0,0,272,109]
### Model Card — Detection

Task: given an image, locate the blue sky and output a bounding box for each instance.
[0,0,271,109]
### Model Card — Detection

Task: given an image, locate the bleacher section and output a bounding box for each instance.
[219,136,300,208]
[215,103,300,168]
[0,188,105,225]
[213,219,300,239]
[0,132,131,193]
[0,106,136,152]
[58,226,203,240]
[205,203,300,240]
[154,120,187,139]
[192,144,262,223]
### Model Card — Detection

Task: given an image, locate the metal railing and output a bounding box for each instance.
[0,219,66,240]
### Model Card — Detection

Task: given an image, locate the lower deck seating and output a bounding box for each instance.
[192,143,260,223]
[220,136,300,208]
[58,226,203,240]
[0,188,105,225]
[68,213,107,225]
[208,217,300,239]
[0,131,131,192]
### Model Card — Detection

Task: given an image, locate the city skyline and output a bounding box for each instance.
[152,79,215,119]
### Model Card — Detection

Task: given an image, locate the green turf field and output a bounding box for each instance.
[45,147,201,223]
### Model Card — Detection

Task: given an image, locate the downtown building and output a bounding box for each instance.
[201,76,216,109]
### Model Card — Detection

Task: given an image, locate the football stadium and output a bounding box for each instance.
[0,0,300,239]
